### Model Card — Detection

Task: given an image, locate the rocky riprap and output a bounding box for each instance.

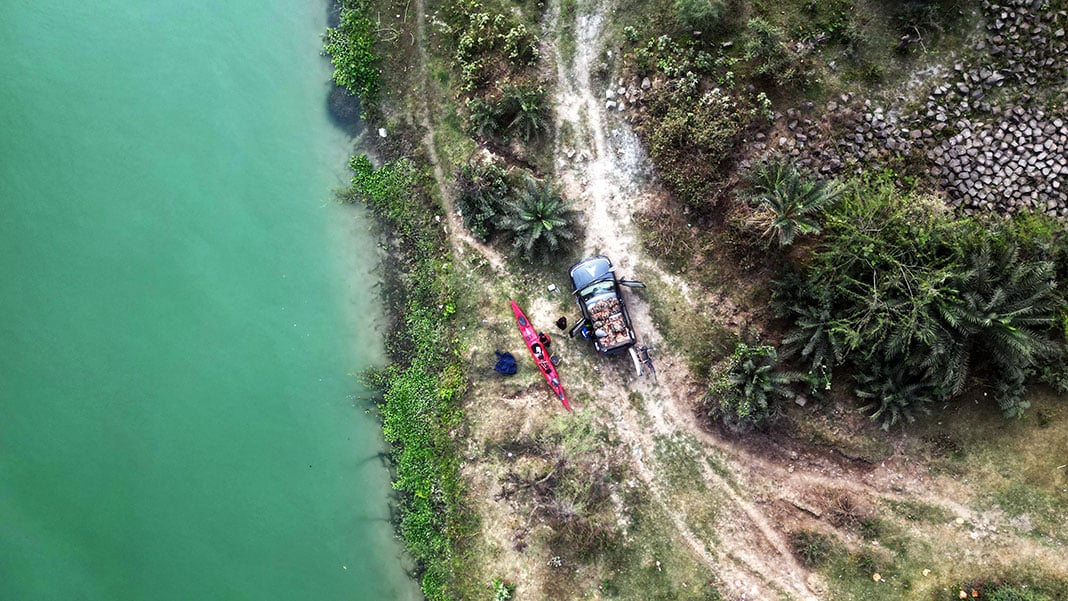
[743,0,1068,216]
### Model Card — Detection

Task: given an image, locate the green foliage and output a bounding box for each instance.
[499,177,579,263]
[492,578,515,601]
[501,84,549,142]
[795,0,864,56]
[704,343,800,430]
[450,0,539,92]
[323,2,380,104]
[346,155,469,601]
[854,361,935,430]
[743,17,790,76]
[347,155,428,245]
[774,273,842,394]
[674,0,726,32]
[465,97,500,139]
[466,85,550,142]
[951,242,1059,416]
[641,83,751,208]
[454,158,510,241]
[772,175,1063,427]
[789,530,835,567]
[744,159,842,246]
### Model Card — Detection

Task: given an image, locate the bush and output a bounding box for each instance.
[450,0,539,92]
[454,158,510,241]
[467,85,550,142]
[743,17,811,86]
[743,17,790,76]
[675,0,726,32]
[772,175,1063,426]
[704,343,800,430]
[492,578,515,601]
[323,2,380,105]
[641,84,751,208]
[499,84,550,142]
[789,530,835,567]
[854,361,935,430]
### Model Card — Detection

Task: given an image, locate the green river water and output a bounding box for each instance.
[0,2,421,599]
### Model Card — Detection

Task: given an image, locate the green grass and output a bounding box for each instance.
[910,391,1068,545]
[640,271,737,378]
[598,486,724,601]
[882,498,950,524]
[557,0,578,67]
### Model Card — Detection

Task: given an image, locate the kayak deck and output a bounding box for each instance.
[510,300,571,411]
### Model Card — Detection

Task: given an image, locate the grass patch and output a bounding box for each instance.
[882,498,950,524]
[556,0,578,67]
[641,271,737,377]
[598,486,724,601]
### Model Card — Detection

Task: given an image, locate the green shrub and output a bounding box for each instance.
[743,17,790,76]
[323,2,380,104]
[454,158,510,241]
[465,97,501,138]
[641,84,751,208]
[675,0,726,32]
[789,530,835,567]
[466,84,549,142]
[492,577,515,601]
[450,0,539,92]
[772,175,1063,426]
[704,343,800,430]
[854,361,935,430]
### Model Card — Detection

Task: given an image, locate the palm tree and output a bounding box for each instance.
[947,241,1060,416]
[745,159,842,246]
[500,178,579,263]
[854,361,935,430]
[707,343,800,430]
[454,159,509,241]
[502,85,549,142]
[466,97,502,139]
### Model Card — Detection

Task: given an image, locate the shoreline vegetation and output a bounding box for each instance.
[325,0,1068,598]
[327,2,471,598]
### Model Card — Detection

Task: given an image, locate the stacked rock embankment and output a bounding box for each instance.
[743,0,1068,216]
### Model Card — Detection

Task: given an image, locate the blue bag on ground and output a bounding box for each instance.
[494,351,517,375]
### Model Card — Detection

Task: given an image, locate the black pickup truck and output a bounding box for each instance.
[567,255,645,355]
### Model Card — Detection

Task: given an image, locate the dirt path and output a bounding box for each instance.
[549,1,820,598]
[410,0,508,274]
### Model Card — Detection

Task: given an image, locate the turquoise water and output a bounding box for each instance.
[0,2,419,599]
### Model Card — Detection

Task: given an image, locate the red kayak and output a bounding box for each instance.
[510,300,571,411]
